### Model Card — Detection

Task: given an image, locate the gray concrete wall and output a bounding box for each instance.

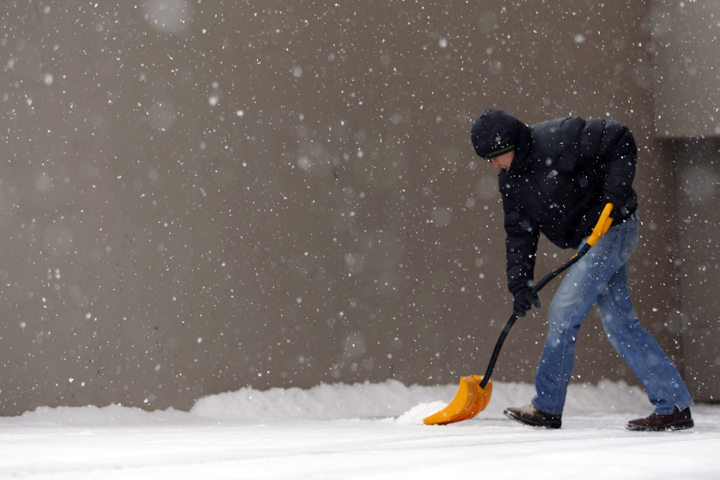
[0,0,706,416]
[671,139,720,402]
[652,0,720,138]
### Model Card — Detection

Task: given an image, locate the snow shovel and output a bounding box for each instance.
[423,203,615,425]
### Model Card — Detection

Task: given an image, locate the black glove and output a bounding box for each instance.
[513,289,541,317]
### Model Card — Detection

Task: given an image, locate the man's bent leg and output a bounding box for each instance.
[532,267,598,415]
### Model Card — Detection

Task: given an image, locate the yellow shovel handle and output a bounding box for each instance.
[586,203,614,247]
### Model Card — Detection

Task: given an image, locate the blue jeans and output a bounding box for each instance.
[532,212,694,416]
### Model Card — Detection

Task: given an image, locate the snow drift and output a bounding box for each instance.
[13,379,653,426]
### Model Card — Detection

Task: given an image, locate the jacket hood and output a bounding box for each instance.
[471,109,533,173]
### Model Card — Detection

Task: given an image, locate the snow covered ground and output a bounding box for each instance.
[1,380,718,479]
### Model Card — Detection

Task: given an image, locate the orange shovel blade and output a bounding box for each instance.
[423,375,493,425]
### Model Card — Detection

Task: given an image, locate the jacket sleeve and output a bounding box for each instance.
[502,192,540,296]
[579,119,637,218]
[600,123,636,215]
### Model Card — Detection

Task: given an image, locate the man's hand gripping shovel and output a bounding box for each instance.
[423,203,615,425]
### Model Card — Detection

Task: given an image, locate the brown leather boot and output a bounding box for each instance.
[626,407,694,431]
[504,403,562,429]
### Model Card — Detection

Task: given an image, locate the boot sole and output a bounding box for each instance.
[504,410,562,429]
[625,419,694,432]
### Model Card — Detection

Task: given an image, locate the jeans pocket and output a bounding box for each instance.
[619,227,639,263]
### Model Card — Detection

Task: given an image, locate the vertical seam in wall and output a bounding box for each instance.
[668,138,687,379]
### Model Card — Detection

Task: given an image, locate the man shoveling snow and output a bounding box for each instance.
[470,109,694,431]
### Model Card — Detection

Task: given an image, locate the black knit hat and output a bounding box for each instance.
[471,109,522,159]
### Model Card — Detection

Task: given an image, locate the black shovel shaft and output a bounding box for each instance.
[478,242,591,390]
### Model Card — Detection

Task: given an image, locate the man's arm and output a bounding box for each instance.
[502,193,540,296]
[579,119,637,219]
[600,123,637,218]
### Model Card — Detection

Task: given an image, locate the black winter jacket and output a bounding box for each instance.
[471,109,638,295]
